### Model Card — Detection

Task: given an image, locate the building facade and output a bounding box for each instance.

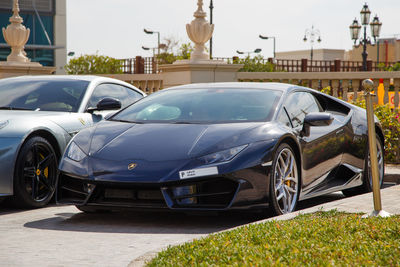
[276,49,345,61]
[345,37,400,64]
[0,0,66,74]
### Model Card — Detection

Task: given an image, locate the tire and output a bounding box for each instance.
[269,143,300,216]
[342,135,384,197]
[11,136,58,208]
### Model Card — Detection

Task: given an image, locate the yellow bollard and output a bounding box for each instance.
[362,79,391,218]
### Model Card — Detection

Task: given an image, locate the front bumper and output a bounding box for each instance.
[0,137,22,195]
[56,166,271,211]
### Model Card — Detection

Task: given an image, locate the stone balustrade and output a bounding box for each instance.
[100,71,400,109]
[101,73,163,94]
[238,71,400,108]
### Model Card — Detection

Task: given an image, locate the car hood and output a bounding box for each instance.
[0,110,90,136]
[85,121,270,162]
[0,110,70,119]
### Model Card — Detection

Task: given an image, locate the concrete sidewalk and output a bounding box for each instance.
[385,164,400,184]
[262,184,400,223]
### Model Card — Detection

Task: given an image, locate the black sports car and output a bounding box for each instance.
[56,82,384,215]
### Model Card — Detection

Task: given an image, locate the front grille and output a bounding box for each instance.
[165,178,238,209]
[58,175,239,210]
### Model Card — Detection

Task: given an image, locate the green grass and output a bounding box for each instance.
[147,210,400,266]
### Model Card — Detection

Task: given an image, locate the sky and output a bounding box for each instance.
[67,0,400,60]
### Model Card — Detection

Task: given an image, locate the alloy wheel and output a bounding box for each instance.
[273,147,299,214]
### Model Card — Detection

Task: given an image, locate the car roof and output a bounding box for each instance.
[0,75,116,83]
[165,82,299,92]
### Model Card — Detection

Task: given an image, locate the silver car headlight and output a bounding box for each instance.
[0,120,9,130]
[66,141,87,162]
[199,144,248,165]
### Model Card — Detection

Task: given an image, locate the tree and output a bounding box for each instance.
[64,54,123,74]
[234,55,276,72]
[156,36,193,64]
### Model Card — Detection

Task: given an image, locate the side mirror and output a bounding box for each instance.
[302,112,333,137]
[87,98,121,113]
[304,112,333,127]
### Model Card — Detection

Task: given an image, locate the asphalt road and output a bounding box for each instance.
[0,191,353,267]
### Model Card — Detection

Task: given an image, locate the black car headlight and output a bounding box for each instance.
[199,144,248,165]
[66,141,87,162]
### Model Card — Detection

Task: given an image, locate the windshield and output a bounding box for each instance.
[0,79,89,112]
[112,88,282,123]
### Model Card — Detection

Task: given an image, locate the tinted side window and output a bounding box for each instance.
[88,84,142,109]
[285,92,322,128]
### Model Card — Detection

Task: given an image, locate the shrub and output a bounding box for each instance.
[378,62,400,71]
[235,55,276,72]
[65,54,123,74]
[148,211,400,266]
[352,98,400,163]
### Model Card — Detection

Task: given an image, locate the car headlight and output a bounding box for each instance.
[0,120,9,130]
[66,141,87,162]
[199,144,248,165]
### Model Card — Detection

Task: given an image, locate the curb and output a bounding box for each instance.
[384,164,400,184]
[128,251,158,267]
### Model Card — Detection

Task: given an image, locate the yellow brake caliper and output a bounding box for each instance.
[37,154,49,189]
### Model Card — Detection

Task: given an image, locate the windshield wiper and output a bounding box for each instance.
[171,121,192,124]
[111,119,144,124]
[0,107,33,111]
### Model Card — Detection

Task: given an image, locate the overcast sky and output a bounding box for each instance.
[67,0,400,59]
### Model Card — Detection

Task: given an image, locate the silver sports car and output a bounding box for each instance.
[0,75,145,208]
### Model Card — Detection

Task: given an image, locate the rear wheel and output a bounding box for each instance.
[269,143,300,216]
[342,135,384,197]
[12,136,58,208]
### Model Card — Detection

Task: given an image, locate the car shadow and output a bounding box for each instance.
[16,182,397,235]
[23,208,266,235]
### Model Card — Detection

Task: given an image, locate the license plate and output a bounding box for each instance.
[179,167,218,179]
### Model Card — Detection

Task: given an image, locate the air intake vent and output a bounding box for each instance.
[0,0,53,13]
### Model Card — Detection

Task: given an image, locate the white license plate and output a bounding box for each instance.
[179,167,218,179]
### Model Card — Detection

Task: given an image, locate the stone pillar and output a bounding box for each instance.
[2,0,37,65]
[160,63,243,88]
[160,0,243,87]
[186,0,214,61]
[0,0,55,77]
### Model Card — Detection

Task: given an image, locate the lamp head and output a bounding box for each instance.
[360,3,371,25]
[144,29,154,34]
[349,18,361,41]
[370,15,382,39]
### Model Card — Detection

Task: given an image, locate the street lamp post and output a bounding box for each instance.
[144,28,160,56]
[259,35,276,59]
[236,48,262,57]
[142,46,157,58]
[349,3,382,71]
[209,0,214,59]
[303,25,321,63]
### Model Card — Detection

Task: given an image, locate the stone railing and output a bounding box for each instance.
[101,73,163,94]
[238,71,400,108]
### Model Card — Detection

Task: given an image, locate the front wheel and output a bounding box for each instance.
[269,143,300,216]
[12,136,58,208]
